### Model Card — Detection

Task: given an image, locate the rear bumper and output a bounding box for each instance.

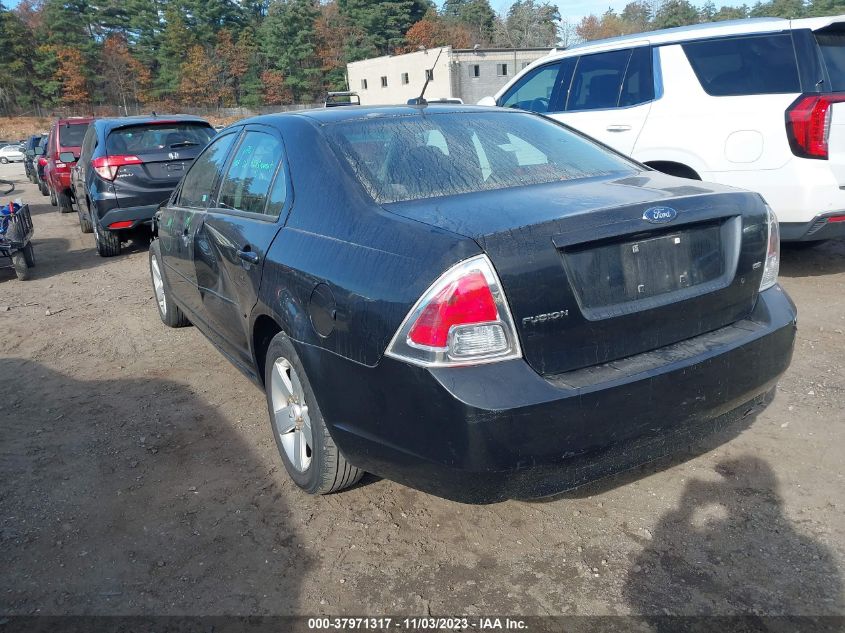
[780,211,845,241]
[299,286,797,503]
[94,201,158,231]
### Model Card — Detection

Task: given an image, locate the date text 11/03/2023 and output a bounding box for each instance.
[307,617,528,630]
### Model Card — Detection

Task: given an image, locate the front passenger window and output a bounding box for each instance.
[500,63,563,113]
[178,132,237,208]
[217,131,284,215]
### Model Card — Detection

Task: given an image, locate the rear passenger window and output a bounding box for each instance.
[620,47,654,106]
[682,34,800,96]
[217,131,284,216]
[568,50,631,111]
[178,132,237,209]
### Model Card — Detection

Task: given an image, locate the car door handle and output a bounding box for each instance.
[237,248,260,265]
[606,124,632,132]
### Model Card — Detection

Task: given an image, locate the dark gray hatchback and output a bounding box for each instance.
[72,115,216,256]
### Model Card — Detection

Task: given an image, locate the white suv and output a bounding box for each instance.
[482,16,845,242]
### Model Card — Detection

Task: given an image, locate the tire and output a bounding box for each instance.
[11,251,30,280]
[49,187,57,207]
[93,221,121,257]
[149,240,190,327]
[39,180,48,196]
[78,207,92,233]
[57,190,73,214]
[264,332,364,495]
[22,243,35,267]
[0,157,8,164]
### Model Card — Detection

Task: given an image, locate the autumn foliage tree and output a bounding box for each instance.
[101,34,151,111]
[405,11,473,51]
[179,45,222,107]
[54,46,89,107]
[261,69,292,105]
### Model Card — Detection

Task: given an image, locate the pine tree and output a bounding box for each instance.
[260,0,322,102]
[155,5,194,101]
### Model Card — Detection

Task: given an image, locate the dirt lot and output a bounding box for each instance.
[1,161,843,618]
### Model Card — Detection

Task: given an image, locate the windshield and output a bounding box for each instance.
[59,123,89,147]
[106,122,215,155]
[327,111,635,204]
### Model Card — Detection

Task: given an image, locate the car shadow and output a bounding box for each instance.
[0,235,151,283]
[780,238,845,277]
[0,358,308,615]
[622,455,843,624]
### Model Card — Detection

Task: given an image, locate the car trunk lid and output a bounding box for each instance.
[387,172,769,375]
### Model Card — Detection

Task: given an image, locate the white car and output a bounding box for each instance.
[481,15,845,242]
[0,144,25,164]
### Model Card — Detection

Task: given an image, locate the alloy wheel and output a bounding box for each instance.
[270,358,313,472]
[150,255,166,316]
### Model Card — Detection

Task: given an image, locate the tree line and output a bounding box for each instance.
[0,0,842,115]
[0,0,562,114]
[570,0,843,44]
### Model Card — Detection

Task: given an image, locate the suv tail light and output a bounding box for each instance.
[92,155,143,180]
[385,255,522,367]
[759,204,780,292]
[786,93,845,159]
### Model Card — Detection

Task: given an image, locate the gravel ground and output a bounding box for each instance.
[1,161,843,617]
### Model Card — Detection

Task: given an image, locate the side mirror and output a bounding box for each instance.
[477,96,497,107]
[34,147,44,156]
[59,151,76,163]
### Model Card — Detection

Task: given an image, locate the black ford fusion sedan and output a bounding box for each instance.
[149,105,796,503]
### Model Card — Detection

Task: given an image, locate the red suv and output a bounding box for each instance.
[44,117,92,213]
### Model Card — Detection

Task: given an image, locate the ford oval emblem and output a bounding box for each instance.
[642,206,678,224]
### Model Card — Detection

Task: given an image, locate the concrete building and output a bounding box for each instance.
[346,46,552,106]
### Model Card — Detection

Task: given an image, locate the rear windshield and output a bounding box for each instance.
[327,111,635,204]
[682,34,801,96]
[59,123,89,147]
[816,30,845,91]
[106,123,215,155]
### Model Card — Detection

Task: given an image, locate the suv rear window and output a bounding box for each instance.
[816,29,845,91]
[328,112,635,204]
[59,123,89,147]
[106,123,215,155]
[682,34,800,96]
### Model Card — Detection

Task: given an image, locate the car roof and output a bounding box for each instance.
[55,117,93,125]
[534,14,845,60]
[233,104,509,128]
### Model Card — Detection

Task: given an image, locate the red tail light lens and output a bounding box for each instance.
[108,220,134,229]
[786,93,845,159]
[386,255,522,367]
[408,271,499,348]
[92,155,143,180]
[38,157,47,166]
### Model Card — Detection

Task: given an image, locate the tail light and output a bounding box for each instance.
[92,155,143,180]
[385,255,522,367]
[786,93,845,159]
[759,204,780,292]
[38,157,47,166]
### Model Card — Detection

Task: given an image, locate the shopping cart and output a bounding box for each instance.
[0,180,35,281]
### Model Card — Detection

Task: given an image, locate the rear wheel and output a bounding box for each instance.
[78,207,92,233]
[49,187,57,207]
[39,180,49,196]
[0,157,7,164]
[11,251,30,280]
[93,221,121,257]
[57,190,73,214]
[149,240,189,327]
[265,332,364,495]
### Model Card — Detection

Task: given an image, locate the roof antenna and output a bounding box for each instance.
[407,47,444,106]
